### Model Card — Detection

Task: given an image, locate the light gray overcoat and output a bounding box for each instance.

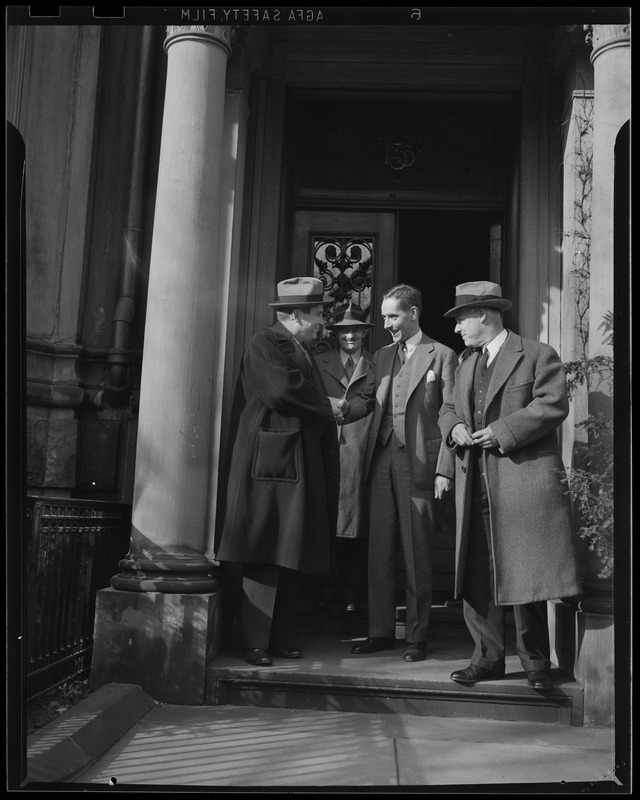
[438,331,582,605]
[314,345,373,539]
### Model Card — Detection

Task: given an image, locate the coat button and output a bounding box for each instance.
[461,466,467,473]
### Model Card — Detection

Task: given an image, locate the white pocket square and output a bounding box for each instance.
[426,370,437,383]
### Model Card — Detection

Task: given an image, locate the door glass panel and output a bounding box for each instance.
[312,235,374,326]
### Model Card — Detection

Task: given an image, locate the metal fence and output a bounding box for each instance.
[26,497,132,701]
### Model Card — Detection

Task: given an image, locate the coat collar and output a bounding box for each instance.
[457,330,524,421]
[318,346,370,390]
[484,330,523,409]
[377,334,435,401]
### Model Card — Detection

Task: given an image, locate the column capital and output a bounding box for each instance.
[164,25,234,56]
[583,24,630,63]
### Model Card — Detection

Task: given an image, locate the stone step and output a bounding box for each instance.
[205,628,583,726]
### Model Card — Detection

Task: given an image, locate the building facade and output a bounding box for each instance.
[7,9,630,725]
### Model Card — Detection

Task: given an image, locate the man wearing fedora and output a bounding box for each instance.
[438,281,582,689]
[342,284,458,663]
[314,302,375,614]
[215,277,342,666]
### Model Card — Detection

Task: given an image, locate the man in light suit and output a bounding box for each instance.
[342,284,458,662]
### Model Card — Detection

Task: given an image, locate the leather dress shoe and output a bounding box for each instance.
[351,636,396,654]
[269,643,303,659]
[343,602,361,614]
[243,648,273,667]
[450,664,505,684]
[527,669,552,689]
[403,642,427,662]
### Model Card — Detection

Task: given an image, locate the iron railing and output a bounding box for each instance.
[25,497,131,700]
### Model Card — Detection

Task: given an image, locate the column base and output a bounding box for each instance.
[90,586,228,704]
[111,554,222,593]
[553,601,614,727]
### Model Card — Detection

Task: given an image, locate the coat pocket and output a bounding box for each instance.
[252,428,300,482]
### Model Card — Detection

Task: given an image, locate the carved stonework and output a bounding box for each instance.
[164,25,234,56]
[584,24,630,61]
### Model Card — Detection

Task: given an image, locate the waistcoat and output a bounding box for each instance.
[378,349,411,447]
[472,351,498,432]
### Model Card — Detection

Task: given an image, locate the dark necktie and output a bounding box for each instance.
[398,343,407,366]
[477,346,489,372]
[344,355,355,380]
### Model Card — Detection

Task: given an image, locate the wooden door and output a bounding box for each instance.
[291,210,397,353]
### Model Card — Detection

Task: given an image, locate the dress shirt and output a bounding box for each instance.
[340,349,362,369]
[401,330,423,361]
[482,329,508,366]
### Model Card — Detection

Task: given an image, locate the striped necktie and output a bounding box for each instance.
[344,355,355,380]
[294,338,312,366]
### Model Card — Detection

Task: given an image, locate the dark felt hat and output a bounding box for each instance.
[325,302,373,329]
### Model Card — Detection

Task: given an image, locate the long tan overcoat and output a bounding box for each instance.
[438,330,582,605]
[215,322,340,577]
[314,344,373,539]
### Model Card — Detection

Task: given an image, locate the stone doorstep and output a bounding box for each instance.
[25,683,155,785]
[207,669,584,727]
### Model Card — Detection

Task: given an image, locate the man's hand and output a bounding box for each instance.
[450,423,474,447]
[330,397,349,424]
[471,426,498,449]
[434,475,452,500]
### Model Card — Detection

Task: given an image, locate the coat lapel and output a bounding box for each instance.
[457,349,478,429]
[376,345,396,407]
[406,336,435,401]
[320,348,349,391]
[348,352,370,391]
[485,331,524,409]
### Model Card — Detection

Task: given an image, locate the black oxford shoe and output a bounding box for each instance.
[403,642,427,662]
[450,664,505,684]
[527,669,552,689]
[269,643,303,659]
[243,648,273,667]
[351,636,396,654]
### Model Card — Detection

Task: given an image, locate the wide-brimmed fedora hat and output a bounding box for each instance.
[268,276,333,308]
[443,280,512,318]
[325,302,373,329]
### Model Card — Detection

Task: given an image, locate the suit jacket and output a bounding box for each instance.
[347,333,458,490]
[216,322,340,576]
[438,330,582,604]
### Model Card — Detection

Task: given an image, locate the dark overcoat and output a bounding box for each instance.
[215,322,340,576]
[438,330,582,605]
[314,344,373,539]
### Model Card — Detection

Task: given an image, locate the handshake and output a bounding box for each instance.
[330,397,350,424]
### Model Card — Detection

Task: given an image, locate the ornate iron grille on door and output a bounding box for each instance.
[312,235,374,325]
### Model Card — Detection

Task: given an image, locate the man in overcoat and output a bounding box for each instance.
[314,303,374,613]
[215,277,341,666]
[438,281,582,689]
[342,284,458,662]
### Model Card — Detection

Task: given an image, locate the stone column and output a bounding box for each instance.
[587,23,630,371]
[563,23,628,728]
[92,26,235,703]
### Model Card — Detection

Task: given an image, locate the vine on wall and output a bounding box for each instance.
[561,93,614,580]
